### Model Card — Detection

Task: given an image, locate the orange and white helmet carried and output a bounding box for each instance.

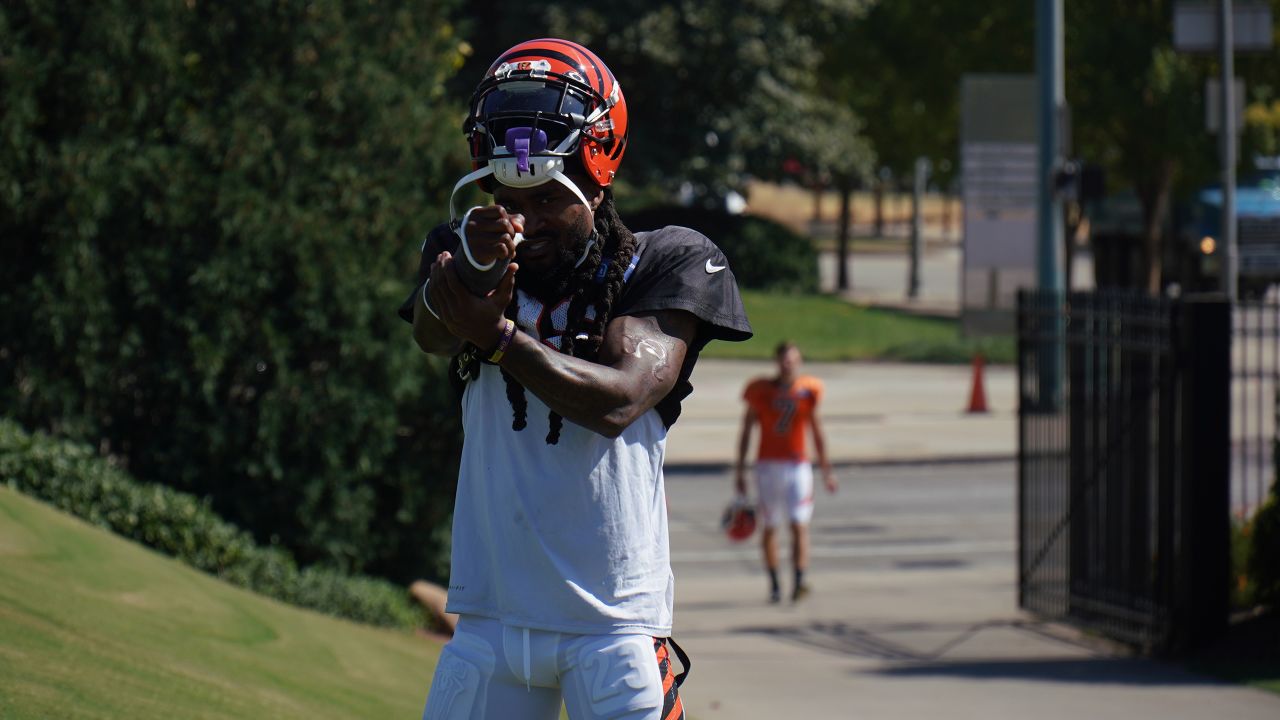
[449,39,629,220]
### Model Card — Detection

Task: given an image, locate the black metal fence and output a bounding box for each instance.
[1017,290,1230,653]
[1232,300,1280,519]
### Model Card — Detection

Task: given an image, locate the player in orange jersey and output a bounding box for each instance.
[735,341,837,603]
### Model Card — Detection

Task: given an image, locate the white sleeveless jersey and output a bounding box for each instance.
[417,226,753,635]
[446,362,675,635]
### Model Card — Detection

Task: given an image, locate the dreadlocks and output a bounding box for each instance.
[452,189,639,444]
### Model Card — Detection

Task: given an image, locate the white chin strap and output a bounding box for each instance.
[449,148,597,272]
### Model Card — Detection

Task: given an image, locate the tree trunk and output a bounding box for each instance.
[874,180,884,237]
[943,194,953,240]
[837,178,853,292]
[1137,160,1177,295]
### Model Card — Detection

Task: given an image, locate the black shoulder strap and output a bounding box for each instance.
[666,636,692,687]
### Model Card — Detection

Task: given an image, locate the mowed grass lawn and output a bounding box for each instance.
[0,486,441,720]
[706,290,1015,364]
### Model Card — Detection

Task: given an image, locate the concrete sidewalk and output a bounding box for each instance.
[662,360,1280,720]
[667,359,1017,468]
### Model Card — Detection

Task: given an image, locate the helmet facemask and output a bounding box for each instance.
[450,61,618,219]
[447,41,626,272]
[448,77,608,271]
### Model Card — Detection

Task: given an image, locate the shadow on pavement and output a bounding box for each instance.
[738,619,1096,662]
[733,619,1238,685]
[868,658,1227,686]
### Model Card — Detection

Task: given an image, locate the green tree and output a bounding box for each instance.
[830,0,1280,294]
[1245,97,1280,158]
[807,100,876,290]
[1,0,470,582]
[827,2,1035,188]
[1237,3,1280,165]
[821,2,1033,286]
[1065,0,1215,293]
[450,0,875,203]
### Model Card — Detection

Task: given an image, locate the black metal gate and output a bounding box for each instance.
[1016,290,1231,653]
[1233,300,1280,518]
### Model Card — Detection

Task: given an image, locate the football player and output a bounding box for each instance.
[402,38,752,720]
[735,341,838,604]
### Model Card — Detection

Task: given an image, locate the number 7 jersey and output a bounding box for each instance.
[744,376,824,463]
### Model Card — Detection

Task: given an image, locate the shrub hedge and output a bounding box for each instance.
[0,419,420,629]
[623,205,819,293]
[1248,487,1280,608]
[1,0,467,585]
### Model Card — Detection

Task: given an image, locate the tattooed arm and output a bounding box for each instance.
[424,248,698,437]
[497,310,698,438]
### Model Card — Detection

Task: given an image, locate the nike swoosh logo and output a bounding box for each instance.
[705,259,727,273]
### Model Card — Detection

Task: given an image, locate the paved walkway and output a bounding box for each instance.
[663,360,1280,720]
[667,359,1017,469]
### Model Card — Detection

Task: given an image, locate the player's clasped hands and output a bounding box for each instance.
[463,204,525,267]
[427,248,516,352]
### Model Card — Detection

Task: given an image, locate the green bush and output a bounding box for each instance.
[0,419,420,629]
[1,0,467,584]
[1232,515,1258,608]
[623,205,819,292]
[1249,493,1280,608]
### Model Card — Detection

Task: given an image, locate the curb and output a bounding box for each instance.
[665,453,1017,475]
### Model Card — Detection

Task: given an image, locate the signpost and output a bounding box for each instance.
[1174,0,1273,51]
[960,75,1039,337]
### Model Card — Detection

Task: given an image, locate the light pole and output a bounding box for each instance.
[1037,0,1065,408]
[1037,0,1064,297]
[1219,0,1238,301]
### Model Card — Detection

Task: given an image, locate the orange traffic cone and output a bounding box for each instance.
[966,352,989,414]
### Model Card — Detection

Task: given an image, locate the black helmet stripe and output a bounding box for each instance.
[495,48,580,74]
[543,38,608,93]
[608,134,627,160]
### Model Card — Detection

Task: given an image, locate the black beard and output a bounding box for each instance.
[515,232,597,303]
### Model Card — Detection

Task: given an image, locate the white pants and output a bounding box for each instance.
[754,461,814,528]
[422,615,674,720]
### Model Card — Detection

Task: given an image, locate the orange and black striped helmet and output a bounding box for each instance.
[465,38,629,190]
